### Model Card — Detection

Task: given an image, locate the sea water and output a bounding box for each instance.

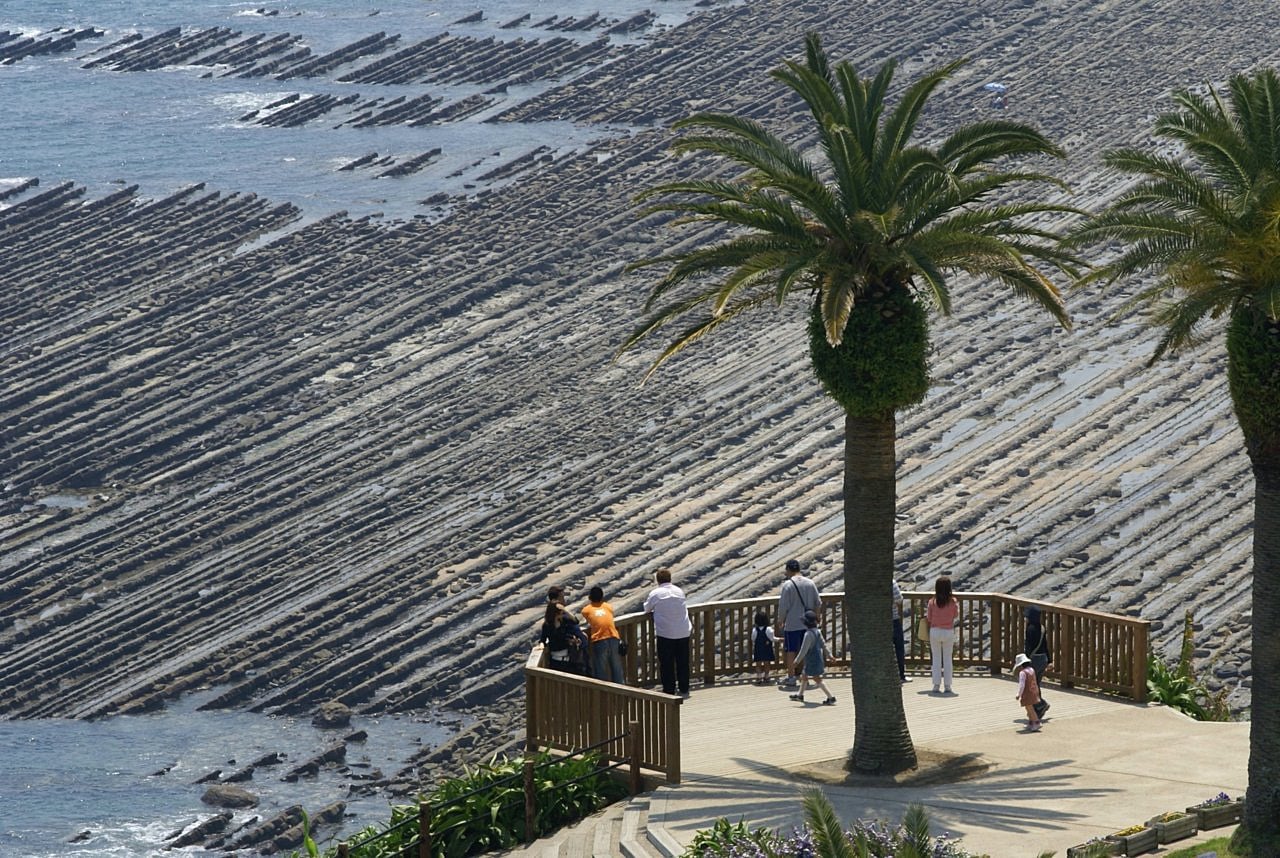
[0,0,704,221]
[0,688,457,856]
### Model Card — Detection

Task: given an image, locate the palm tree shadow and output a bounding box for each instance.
[665,754,1121,836]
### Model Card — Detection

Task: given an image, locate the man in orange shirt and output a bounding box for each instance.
[581,586,625,683]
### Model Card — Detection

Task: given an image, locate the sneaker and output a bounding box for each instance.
[901,676,912,683]
[779,677,798,688]
[789,693,805,702]
[822,696,837,705]
[1027,721,1042,732]
[932,686,941,694]
[1040,701,1051,716]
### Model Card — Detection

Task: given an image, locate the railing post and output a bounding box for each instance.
[701,609,715,686]
[523,755,537,843]
[665,699,681,784]
[418,802,431,858]
[1133,619,1150,702]
[627,720,642,796]
[990,598,1004,676]
[338,844,349,858]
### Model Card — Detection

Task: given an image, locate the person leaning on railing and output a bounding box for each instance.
[581,585,625,684]
[643,568,692,697]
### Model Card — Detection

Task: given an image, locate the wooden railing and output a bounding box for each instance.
[525,591,1149,786]
[524,647,682,784]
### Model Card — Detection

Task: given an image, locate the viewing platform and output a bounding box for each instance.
[523,591,1248,856]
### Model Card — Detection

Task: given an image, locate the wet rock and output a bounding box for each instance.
[68,830,91,843]
[168,812,232,848]
[201,784,259,809]
[312,700,352,729]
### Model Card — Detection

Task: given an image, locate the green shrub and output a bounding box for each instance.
[1147,610,1231,722]
[326,751,626,858]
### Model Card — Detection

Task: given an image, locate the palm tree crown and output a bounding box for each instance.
[1071,68,1280,367]
[621,32,1077,394]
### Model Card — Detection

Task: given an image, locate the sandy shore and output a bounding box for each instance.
[1,0,1274,847]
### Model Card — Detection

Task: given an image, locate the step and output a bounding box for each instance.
[592,802,627,858]
[642,787,683,858]
[619,796,655,858]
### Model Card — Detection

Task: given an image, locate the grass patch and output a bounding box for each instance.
[1162,836,1237,857]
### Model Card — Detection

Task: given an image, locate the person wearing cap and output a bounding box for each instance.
[789,610,836,705]
[1013,652,1042,732]
[643,568,692,696]
[776,558,821,688]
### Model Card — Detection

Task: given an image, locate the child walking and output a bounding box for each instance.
[789,611,836,705]
[750,610,777,684]
[1014,653,1042,732]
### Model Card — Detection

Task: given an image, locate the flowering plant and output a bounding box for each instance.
[1196,791,1236,807]
[1151,810,1189,822]
[1113,823,1148,836]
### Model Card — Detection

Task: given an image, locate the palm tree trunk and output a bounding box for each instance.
[844,411,916,774]
[1241,452,1280,852]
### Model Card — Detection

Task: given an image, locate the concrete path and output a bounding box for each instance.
[649,672,1248,856]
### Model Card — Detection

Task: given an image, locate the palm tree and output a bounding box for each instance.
[618,33,1078,774]
[1069,68,1280,854]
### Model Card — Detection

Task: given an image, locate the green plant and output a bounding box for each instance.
[331,751,625,858]
[683,817,780,856]
[1163,836,1239,858]
[682,791,984,857]
[1146,610,1232,721]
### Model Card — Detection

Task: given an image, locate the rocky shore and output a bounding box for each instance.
[3,0,1277,849]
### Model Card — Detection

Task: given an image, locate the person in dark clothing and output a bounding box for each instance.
[1025,606,1051,718]
[540,602,583,673]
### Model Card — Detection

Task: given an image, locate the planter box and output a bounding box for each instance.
[1186,799,1244,829]
[1150,813,1198,844]
[1066,840,1122,858]
[1107,826,1158,856]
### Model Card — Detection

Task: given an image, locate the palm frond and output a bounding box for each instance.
[800,789,858,858]
[876,57,966,175]
[818,274,859,345]
[900,803,933,858]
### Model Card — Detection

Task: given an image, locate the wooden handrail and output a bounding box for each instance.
[526,590,1150,787]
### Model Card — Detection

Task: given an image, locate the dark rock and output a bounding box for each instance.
[68,830,91,843]
[201,784,259,809]
[168,812,232,848]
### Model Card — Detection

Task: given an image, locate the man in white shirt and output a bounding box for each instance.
[643,568,692,696]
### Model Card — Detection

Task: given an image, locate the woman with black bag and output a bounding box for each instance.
[1025,606,1052,719]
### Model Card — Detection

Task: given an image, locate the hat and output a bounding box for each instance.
[1013,653,1032,670]
[785,559,801,573]
[803,609,818,627]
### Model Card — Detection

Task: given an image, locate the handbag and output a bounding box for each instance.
[617,640,629,657]
[916,616,931,643]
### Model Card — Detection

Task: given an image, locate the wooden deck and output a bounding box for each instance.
[655,669,1249,857]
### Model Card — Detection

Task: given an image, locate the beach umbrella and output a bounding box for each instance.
[983,82,1007,93]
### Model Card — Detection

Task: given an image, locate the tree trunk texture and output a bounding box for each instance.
[1242,452,1280,853]
[844,411,917,774]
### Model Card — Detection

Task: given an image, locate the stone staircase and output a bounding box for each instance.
[498,791,679,858]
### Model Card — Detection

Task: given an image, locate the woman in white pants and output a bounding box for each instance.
[926,576,959,693]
